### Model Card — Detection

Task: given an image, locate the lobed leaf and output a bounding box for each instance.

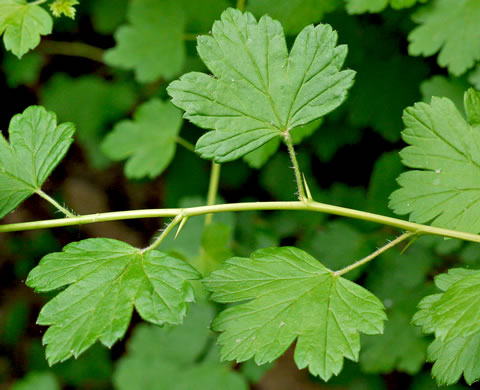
[203,246,386,381]
[113,303,248,390]
[0,106,74,219]
[413,268,480,385]
[168,8,355,163]
[102,99,183,179]
[408,0,480,76]
[389,90,480,234]
[104,0,185,82]
[0,0,52,58]
[26,238,200,365]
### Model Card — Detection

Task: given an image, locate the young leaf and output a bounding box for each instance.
[389,92,480,234]
[113,303,248,390]
[203,247,386,381]
[413,268,480,385]
[102,99,183,179]
[168,8,355,163]
[26,238,200,365]
[0,106,74,219]
[0,0,52,58]
[49,0,78,18]
[408,0,480,76]
[104,0,185,82]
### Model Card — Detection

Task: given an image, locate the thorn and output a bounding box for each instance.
[302,173,313,200]
[175,217,188,240]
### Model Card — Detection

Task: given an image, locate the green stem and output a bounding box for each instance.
[335,232,415,276]
[1,200,480,245]
[35,190,76,218]
[37,41,104,63]
[236,0,246,11]
[284,132,306,201]
[176,136,196,153]
[205,162,221,225]
[142,214,183,253]
[29,0,47,5]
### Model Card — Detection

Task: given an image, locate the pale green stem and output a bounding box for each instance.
[29,0,47,5]
[142,214,183,253]
[236,0,246,11]
[1,200,480,245]
[284,132,307,201]
[35,189,76,218]
[205,162,221,225]
[335,232,415,276]
[176,136,196,153]
[37,41,104,63]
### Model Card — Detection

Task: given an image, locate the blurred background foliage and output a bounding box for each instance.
[1,0,480,389]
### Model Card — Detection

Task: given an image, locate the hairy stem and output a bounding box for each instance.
[1,200,480,245]
[284,132,307,201]
[37,41,104,63]
[142,214,183,252]
[237,0,246,11]
[35,190,76,218]
[176,136,196,153]
[335,232,416,276]
[205,162,221,225]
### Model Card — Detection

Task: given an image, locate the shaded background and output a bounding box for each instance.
[1,0,480,389]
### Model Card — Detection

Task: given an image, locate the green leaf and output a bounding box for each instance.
[49,0,78,18]
[89,0,128,35]
[113,303,248,390]
[0,0,52,58]
[11,372,59,390]
[413,268,480,385]
[408,0,480,76]
[104,0,185,82]
[203,247,386,381]
[102,99,183,179]
[389,93,480,234]
[243,119,321,169]
[0,106,74,219]
[346,0,424,14]
[465,88,480,125]
[3,52,43,87]
[299,220,374,281]
[367,152,404,217]
[41,74,135,168]
[26,238,200,365]
[470,65,480,89]
[246,0,341,35]
[420,75,471,115]
[168,8,355,163]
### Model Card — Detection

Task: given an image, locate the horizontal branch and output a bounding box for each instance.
[1,200,480,244]
[37,40,105,63]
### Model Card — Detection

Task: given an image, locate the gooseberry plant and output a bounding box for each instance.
[2,1,480,389]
